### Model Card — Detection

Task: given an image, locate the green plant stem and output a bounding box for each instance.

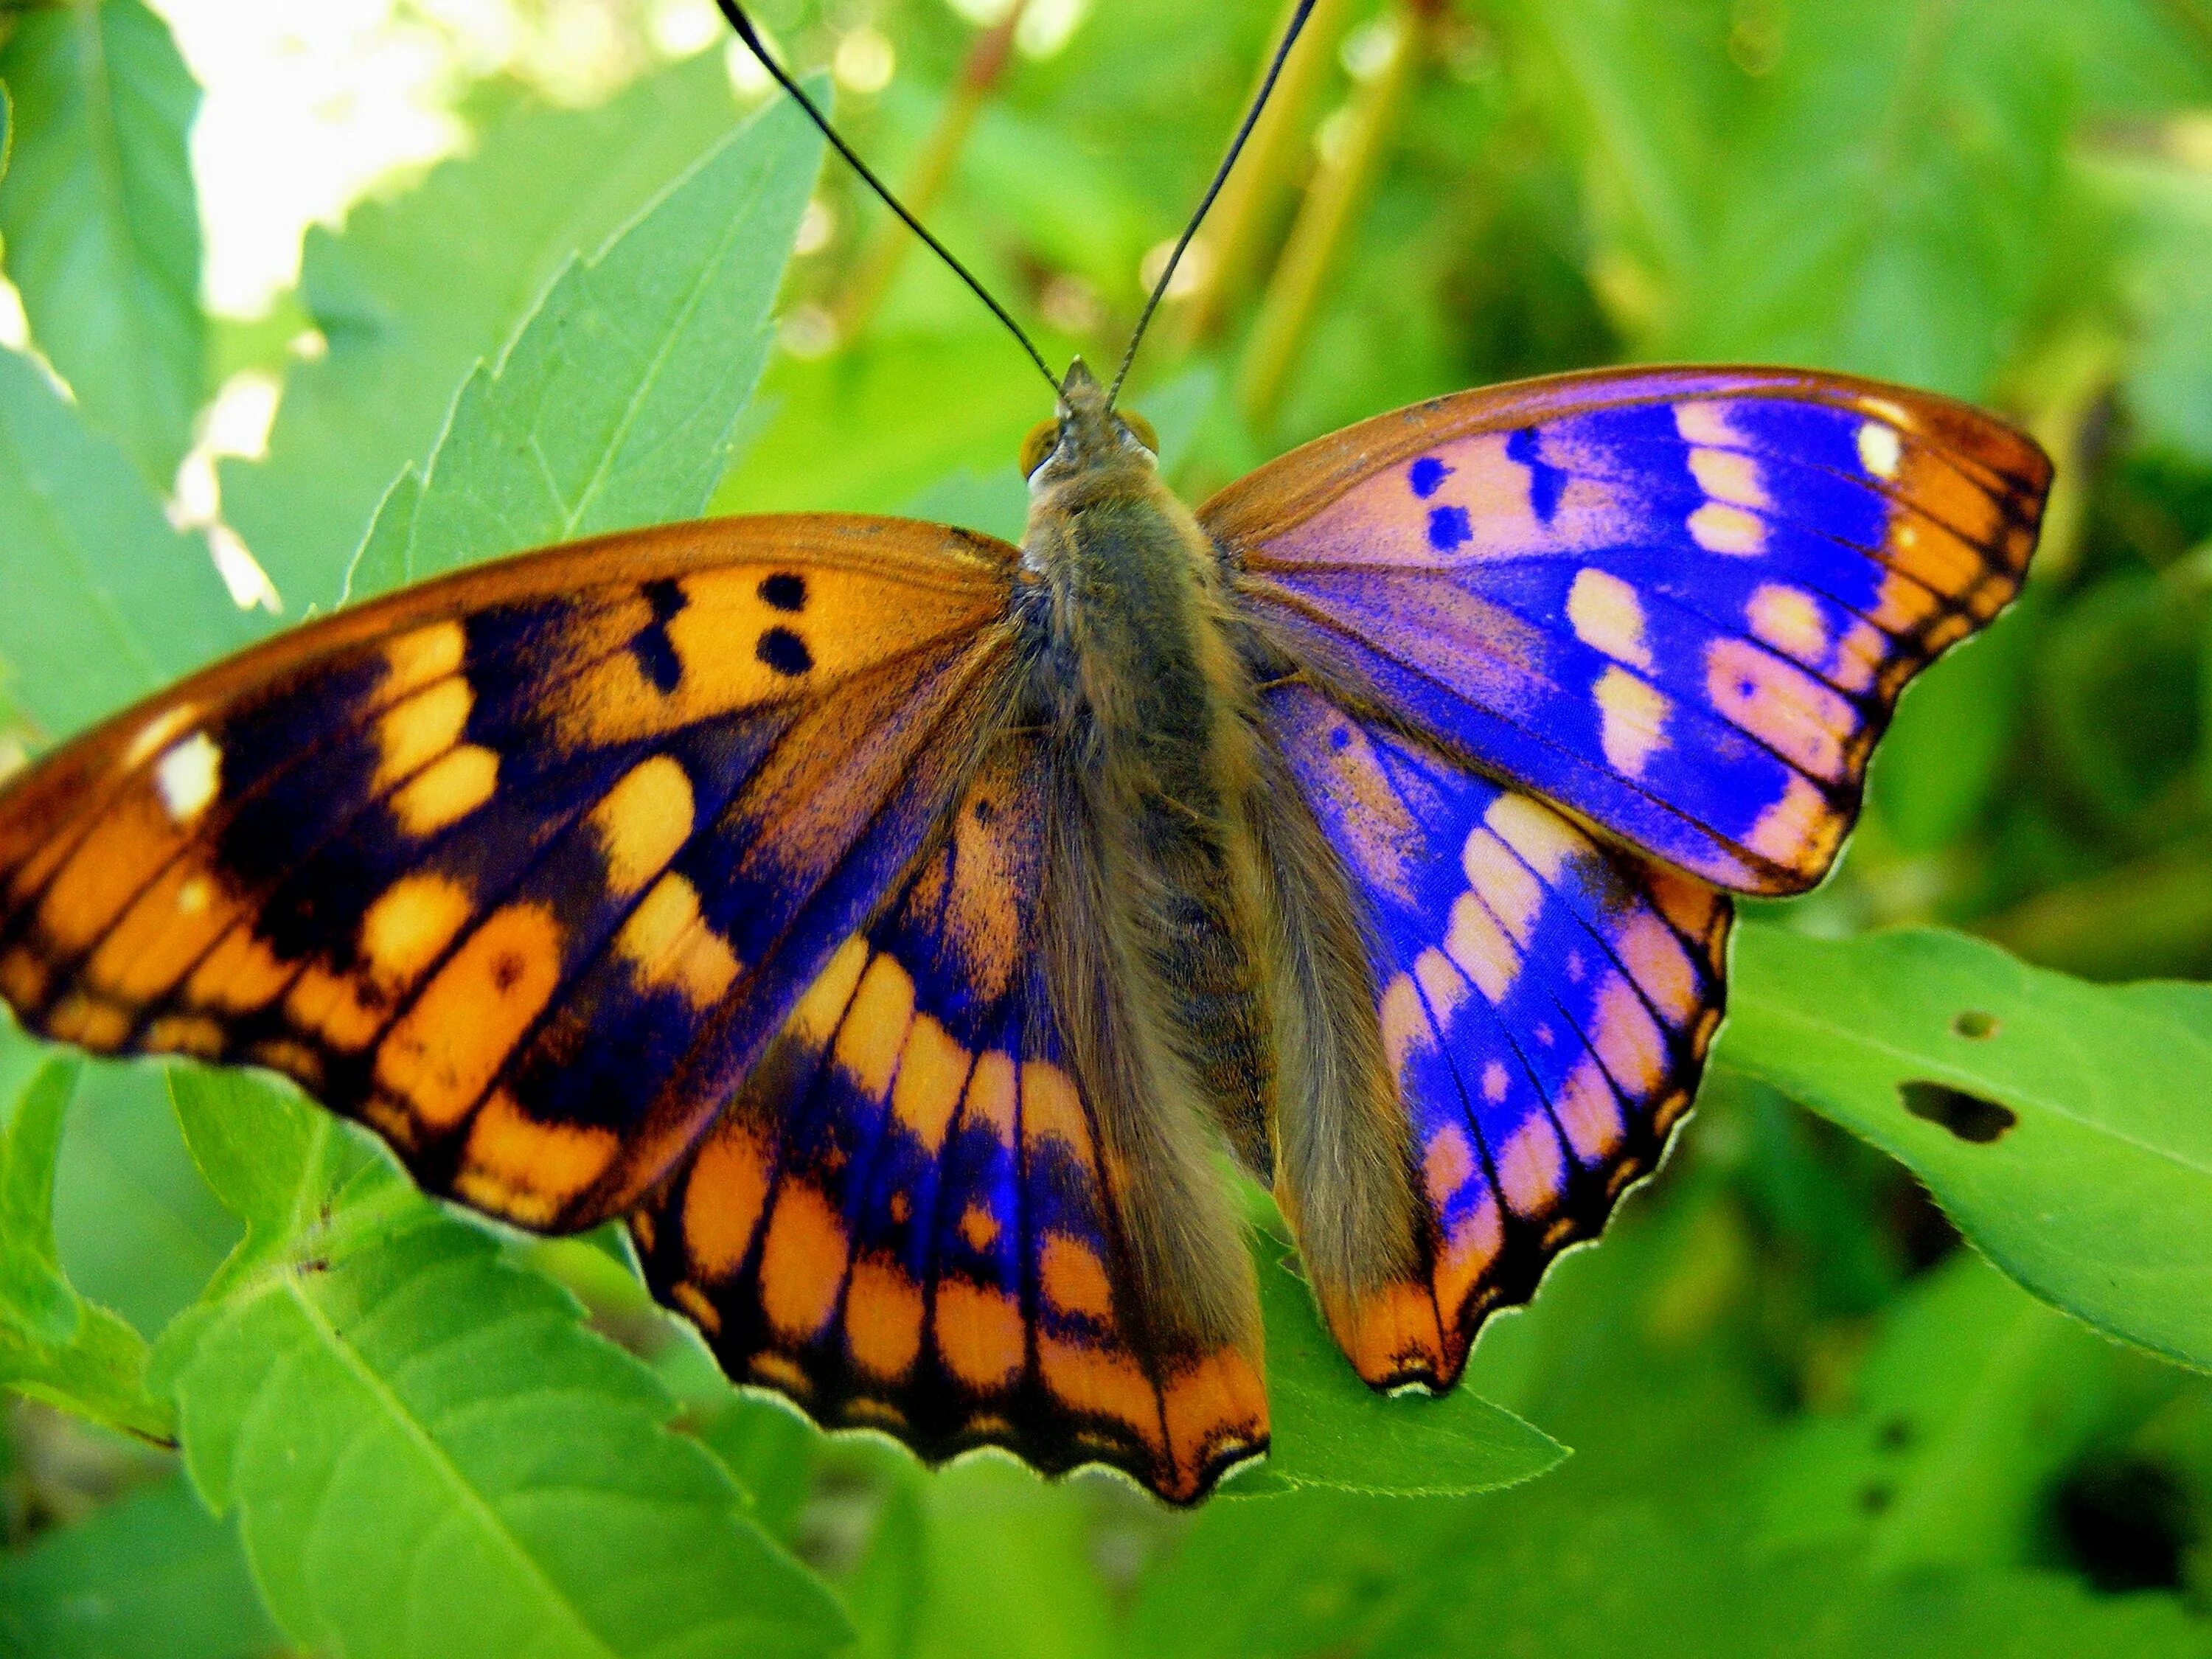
[1170,0,1356,352]
[835,0,1028,341]
[1235,1,1431,430]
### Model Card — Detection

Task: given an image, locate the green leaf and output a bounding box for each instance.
[911,1459,1114,1659]
[844,1470,927,1659]
[0,0,206,486]
[1255,1242,1568,1496]
[0,1471,282,1659]
[0,1047,170,1439]
[1720,924,2212,1373]
[162,1206,850,1658]
[154,1062,849,1657]
[1666,2,2073,397]
[0,344,254,742]
[220,55,756,611]
[1753,1251,2149,1571]
[52,1060,241,1338]
[165,1065,397,1299]
[345,83,824,601]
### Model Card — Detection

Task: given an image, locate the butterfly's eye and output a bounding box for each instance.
[1020,419,1061,479]
[1119,411,1158,454]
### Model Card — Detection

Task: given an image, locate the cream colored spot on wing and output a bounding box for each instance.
[1857,421,1902,479]
[155,733,221,824]
[1379,971,1433,1080]
[1484,792,1582,881]
[1413,945,1473,1031]
[1442,894,1517,1003]
[1593,666,1669,776]
[177,877,211,915]
[1688,502,1766,555]
[1860,396,1913,430]
[1481,1060,1511,1104]
[1688,446,1767,510]
[1463,827,1543,944]
[1672,401,1742,448]
[1565,568,1652,669]
[1746,583,1828,664]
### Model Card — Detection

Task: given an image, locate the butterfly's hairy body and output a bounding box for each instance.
[1014,365,1423,1354]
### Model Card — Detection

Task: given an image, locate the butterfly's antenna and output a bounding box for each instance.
[1106,0,1318,410]
[712,0,1060,395]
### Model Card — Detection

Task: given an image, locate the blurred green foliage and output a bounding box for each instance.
[4,0,2212,1654]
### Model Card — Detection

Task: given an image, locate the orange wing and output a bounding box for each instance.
[0,515,1020,1231]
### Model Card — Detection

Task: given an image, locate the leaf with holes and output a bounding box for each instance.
[1719,924,2212,1372]
[346,80,824,602]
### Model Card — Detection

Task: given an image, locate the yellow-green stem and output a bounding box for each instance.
[1235,2,1429,431]
[835,0,1029,340]
[1170,0,1357,353]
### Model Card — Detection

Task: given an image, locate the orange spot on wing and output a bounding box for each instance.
[0,946,49,1008]
[143,1012,225,1058]
[1038,1333,1164,1450]
[1739,773,1840,883]
[832,953,916,1102]
[1615,911,1703,1027]
[1020,1061,1093,1166]
[757,1179,849,1342]
[1330,1279,1449,1386]
[36,789,186,953]
[1591,974,1669,1100]
[1704,638,1852,784]
[890,1014,971,1150]
[1161,1349,1268,1498]
[389,744,499,837]
[963,1050,1018,1144]
[793,937,871,1044]
[1040,1234,1116,1321]
[616,873,741,1009]
[184,925,293,1016]
[455,1088,618,1228]
[681,1119,773,1280]
[957,1204,1000,1253]
[44,991,131,1051]
[372,678,472,793]
[1433,1193,1504,1321]
[376,901,563,1130]
[590,756,695,897]
[845,1253,925,1382]
[82,858,232,1004]
[1553,1056,1624,1164]
[383,622,465,699]
[934,1277,1026,1389]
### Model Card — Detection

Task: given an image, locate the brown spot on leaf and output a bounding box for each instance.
[1952,1009,2000,1040]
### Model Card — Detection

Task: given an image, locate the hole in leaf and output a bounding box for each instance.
[1951,1009,1999,1040]
[1899,1081,2017,1144]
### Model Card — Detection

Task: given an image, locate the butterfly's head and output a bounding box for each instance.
[1021,358,1159,493]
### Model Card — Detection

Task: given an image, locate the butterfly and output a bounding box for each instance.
[0,341,2048,1502]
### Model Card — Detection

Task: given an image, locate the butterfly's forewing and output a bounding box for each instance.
[0,515,1020,1231]
[633,734,1270,1503]
[1265,685,1728,1385]
[1208,367,2051,894]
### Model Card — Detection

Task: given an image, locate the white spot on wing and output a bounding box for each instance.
[123,704,198,769]
[1857,421,1902,479]
[1593,667,1669,776]
[155,733,221,825]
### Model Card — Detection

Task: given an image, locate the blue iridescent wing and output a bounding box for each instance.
[0,515,1019,1231]
[1264,684,1728,1386]
[1208,366,2052,894]
[632,735,1269,1503]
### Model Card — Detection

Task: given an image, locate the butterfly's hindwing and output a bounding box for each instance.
[0,516,1019,1230]
[1211,368,2050,895]
[633,734,1270,1503]
[1263,683,1730,1387]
